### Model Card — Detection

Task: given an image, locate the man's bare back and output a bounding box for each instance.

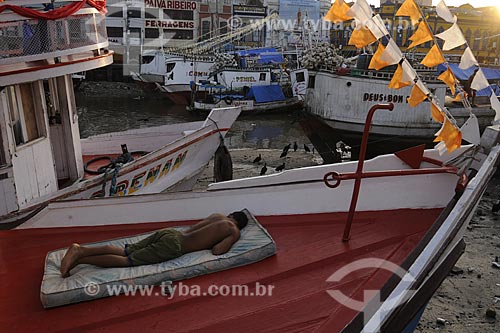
[181,213,241,255]
[60,211,249,277]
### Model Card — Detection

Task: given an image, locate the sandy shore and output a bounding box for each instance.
[196,148,500,332]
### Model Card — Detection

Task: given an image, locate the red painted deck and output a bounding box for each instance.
[0,209,441,332]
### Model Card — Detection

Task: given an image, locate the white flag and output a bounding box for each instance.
[416,79,430,96]
[460,114,480,145]
[436,0,456,23]
[459,47,479,70]
[347,0,373,27]
[366,14,388,39]
[471,68,489,91]
[380,41,402,65]
[435,22,466,51]
[490,92,500,122]
[402,61,416,82]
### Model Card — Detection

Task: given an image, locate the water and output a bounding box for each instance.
[76,95,312,150]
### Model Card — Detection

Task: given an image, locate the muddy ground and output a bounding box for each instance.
[195,148,500,332]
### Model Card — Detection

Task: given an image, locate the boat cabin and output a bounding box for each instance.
[0,0,113,217]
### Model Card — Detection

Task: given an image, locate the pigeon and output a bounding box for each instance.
[260,163,267,176]
[293,141,298,152]
[282,143,291,155]
[304,144,311,153]
[253,154,262,163]
[275,163,285,172]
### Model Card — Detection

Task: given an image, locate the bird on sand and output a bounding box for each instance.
[304,144,311,153]
[275,163,285,172]
[280,143,291,158]
[260,163,267,175]
[253,154,262,163]
[293,141,298,152]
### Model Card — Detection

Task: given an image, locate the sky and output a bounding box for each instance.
[367,0,500,8]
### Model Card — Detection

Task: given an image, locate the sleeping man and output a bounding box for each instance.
[60,211,248,277]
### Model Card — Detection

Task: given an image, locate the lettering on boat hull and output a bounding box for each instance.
[90,150,188,198]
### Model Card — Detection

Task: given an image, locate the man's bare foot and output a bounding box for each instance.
[60,243,81,278]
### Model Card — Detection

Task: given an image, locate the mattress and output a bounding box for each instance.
[40,209,276,308]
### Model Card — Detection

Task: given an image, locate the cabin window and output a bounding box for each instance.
[5,83,45,146]
[295,71,305,83]
[259,73,266,81]
[166,62,176,72]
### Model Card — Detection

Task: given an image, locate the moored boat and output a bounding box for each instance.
[4,103,500,332]
[0,0,241,225]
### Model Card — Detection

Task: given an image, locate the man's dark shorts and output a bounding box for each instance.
[125,228,183,266]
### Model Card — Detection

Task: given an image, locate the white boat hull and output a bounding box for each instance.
[305,70,495,137]
[193,97,302,113]
[20,145,472,229]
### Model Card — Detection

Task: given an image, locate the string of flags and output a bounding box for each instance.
[325,0,498,153]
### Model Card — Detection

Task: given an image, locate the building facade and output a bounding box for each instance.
[330,1,500,66]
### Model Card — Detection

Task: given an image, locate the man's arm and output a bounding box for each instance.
[212,228,240,255]
[186,214,225,233]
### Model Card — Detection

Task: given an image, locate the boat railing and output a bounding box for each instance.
[0,8,108,65]
[316,64,441,83]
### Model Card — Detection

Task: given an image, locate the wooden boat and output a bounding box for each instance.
[0,0,241,225]
[3,102,500,331]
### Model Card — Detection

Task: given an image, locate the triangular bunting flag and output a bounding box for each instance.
[434,118,462,153]
[369,43,390,70]
[460,114,481,145]
[348,27,377,48]
[395,144,426,169]
[436,0,456,23]
[395,0,421,26]
[471,68,490,91]
[325,0,352,23]
[435,22,466,51]
[402,61,416,82]
[407,83,428,107]
[408,21,433,49]
[459,47,479,70]
[380,41,402,65]
[438,66,457,95]
[490,93,500,122]
[431,102,445,123]
[388,64,412,90]
[366,14,389,39]
[421,45,445,67]
[346,0,373,27]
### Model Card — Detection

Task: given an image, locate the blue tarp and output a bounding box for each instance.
[233,47,284,66]
[477,84,500,97]
[437,63,500,81]
[246,85,286,103]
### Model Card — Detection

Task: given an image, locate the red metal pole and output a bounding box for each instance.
[342,103,394,242]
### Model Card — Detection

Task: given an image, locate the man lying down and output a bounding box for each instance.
[60,211,248,277]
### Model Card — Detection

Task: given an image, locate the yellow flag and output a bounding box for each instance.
[408,21,433,49]
[325,0,352,23]
[348,28,377,49]
[434,118,462,152]
[430,102,445,123]
[421,44,445,68]
[388,64,412,90]
[437,66,457,95]
[396,0,421,26]
[407,84,428,107]
[369,43,390,70]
